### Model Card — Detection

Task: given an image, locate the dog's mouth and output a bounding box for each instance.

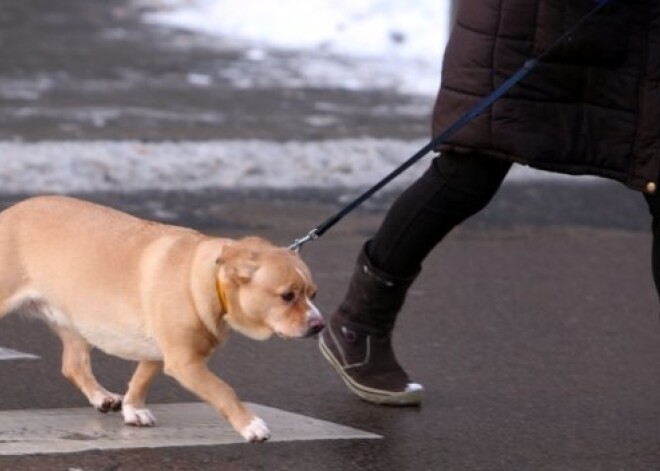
[305,322,325,337]
[275,323,325,340]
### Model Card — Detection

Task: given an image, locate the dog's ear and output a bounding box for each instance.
[217,245,260,284]
[227,259,259,284]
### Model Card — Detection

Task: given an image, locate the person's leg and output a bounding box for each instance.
[320,151,512,405]
[369,151,513,277]
[643,191,660,297]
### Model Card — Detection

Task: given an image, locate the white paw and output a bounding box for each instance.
[91,391,123,413]
[241,417,270,443]
[122,404,156,427]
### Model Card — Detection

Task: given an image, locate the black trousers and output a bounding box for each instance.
[367,151,660,298]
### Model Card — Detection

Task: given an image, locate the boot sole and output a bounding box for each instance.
[319,335,423,406]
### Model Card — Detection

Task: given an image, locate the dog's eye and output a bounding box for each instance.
[280,291,296,303]
[309,291,317,300]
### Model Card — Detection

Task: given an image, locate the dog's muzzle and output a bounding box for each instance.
[304,316,325,338]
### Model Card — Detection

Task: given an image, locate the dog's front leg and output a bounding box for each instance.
[164,355,270,442]
[123,360,163,427]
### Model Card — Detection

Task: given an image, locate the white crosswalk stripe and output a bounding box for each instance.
[0,402,381,455]
[0,347,39,360]
[0,140,587,195]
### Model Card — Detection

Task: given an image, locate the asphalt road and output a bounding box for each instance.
[0,1,659,470]
[0,0,429,142]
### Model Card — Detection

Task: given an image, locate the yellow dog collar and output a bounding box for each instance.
[216,279,229,312]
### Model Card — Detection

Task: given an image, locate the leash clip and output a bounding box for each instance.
[288,228,319,252]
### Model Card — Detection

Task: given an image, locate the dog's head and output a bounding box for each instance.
[217,237,324,340]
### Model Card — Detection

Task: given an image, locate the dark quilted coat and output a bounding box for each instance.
[432,0,660,193]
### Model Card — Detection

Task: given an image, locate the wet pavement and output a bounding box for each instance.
[0,1,660,470]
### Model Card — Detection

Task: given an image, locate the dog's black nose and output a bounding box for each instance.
[305,319,325,337]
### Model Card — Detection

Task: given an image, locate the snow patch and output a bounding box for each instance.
[142,0,451,96]
[0,140,595,194]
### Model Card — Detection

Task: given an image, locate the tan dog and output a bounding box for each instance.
[0,195,324,442]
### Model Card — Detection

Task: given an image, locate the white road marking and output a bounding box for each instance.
[0,140,427,193]
[0,402,381,455]
[0,140,592,194]
[0,347,39,360]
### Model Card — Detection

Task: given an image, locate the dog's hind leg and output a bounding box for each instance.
[122,360,162,427]
[56,327,123,413]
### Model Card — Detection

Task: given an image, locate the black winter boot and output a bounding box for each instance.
[319,243,423,406]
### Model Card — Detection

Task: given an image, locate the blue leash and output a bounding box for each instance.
[290,0,614,251]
